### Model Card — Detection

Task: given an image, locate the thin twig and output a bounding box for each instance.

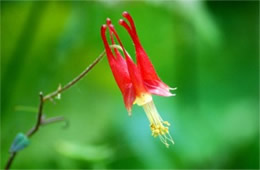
[26,92,44,137]
[5,50,106,170]
[4,153,16,170]
[43,50,105,102]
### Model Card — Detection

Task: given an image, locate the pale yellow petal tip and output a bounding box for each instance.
[169,87,177,96]
[170,93,176,97]
[126,108,132,116]
[169,87,177,91]
[135,93,152,106]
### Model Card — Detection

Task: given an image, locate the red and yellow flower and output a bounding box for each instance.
[101,12,176,147]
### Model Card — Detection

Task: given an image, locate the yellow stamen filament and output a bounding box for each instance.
[142,100,174,147]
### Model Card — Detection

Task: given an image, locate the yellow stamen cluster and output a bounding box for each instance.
[142,98,174,147]
[150,121,170,137]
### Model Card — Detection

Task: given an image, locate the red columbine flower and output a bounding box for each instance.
[101,12,176,147]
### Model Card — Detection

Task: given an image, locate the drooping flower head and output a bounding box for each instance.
[101,12,176,147]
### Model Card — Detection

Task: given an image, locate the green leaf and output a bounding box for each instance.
[55,141,114,162]
[10,133,30,153]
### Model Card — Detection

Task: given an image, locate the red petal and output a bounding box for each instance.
[106,18,122,58]
[101,24,135,111]
[123,83,136,115]
[119,12,173,96]
[107,23,147,97]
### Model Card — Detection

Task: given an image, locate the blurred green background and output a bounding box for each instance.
[1,0,259,169]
